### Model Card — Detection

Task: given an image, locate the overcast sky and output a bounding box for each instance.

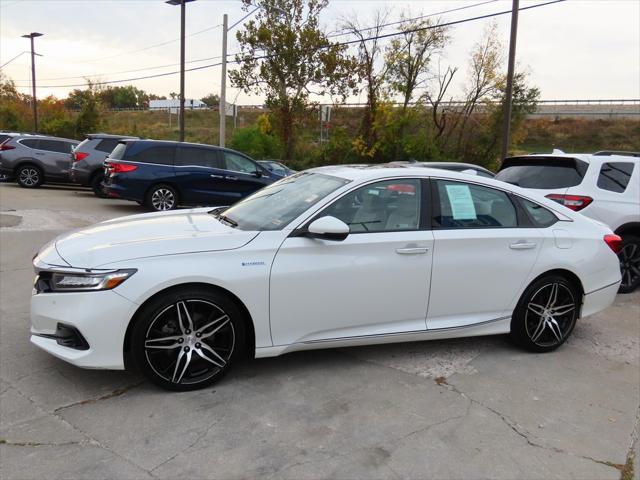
[1,0,639,104]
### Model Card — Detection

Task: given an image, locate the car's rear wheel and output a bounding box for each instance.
[146,184,178,211]
[510,275,580,352]
[90,172,107,198]
[131,287,245,391]
[16,165,43,188]
[618,234,640,293]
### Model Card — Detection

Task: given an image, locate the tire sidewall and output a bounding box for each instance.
[130,287,246,391]
[618,234,640,294]
[510,275,580,353]
[16,165,43,188]
[145,184,178,211]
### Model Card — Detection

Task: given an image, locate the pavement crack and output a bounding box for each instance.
[0,439,84,447]
[440,377,626,473]
[53,381,145,413]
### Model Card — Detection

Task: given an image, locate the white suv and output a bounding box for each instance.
[496,151,640,293]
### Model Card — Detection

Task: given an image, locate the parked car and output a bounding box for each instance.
[102,140,284,211]
[257,160,296,177]
[31,165,621,391]
[495,151,640,292]
[406,161,495,178]
[0,132,27,181]
[70,133,138,197]
[0,134,79,188]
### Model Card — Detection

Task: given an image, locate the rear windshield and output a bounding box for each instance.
[496,157,587,189]
[109,142,127,160]
[0,134,10,144]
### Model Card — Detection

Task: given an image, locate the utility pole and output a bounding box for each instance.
[22,32,43,133]
[166,0,195,142]
[501,0,519,160]
[220,13,228,147]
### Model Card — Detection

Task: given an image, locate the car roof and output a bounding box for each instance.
[86,133,139,140]
[509,153,639,164]
[12,134,79,142]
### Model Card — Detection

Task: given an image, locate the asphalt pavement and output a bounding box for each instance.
[1,182,638,480]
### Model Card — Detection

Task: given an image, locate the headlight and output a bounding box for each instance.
[34,269,136,293]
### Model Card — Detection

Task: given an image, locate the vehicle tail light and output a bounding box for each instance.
[604,234,623,254]
[111,163,138,174]
[0,142,15,151]
[73,151,89,162]
[545,194,593,211]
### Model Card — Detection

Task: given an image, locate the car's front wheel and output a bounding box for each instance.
[16,165,43,188]
[131,287,245,391]
[510,275,580,352]
[146,184,178,211]
[618,234,640,294]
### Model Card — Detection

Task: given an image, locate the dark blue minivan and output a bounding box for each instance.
[102,140,284,211]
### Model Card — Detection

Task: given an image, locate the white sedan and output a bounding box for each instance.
[31,166,622,391]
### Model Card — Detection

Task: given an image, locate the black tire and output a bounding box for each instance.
[145,184,178,211]
[510,275,580,353]
[131,286,246,392]
[16,165,43,188]
[618,234,640,294]
[90,172,107,198]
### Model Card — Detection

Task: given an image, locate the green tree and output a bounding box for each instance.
[75,82,102,136]
[200,93,220,107]
[230,0,359,160]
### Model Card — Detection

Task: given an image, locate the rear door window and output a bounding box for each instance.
[496,157,587,189]
[223,151,258,174]
[519,198,558,228]
[597,162,635,193]
[38,140,73,153]
[95,139,120,153]
[131,146,176,165]
[434,180,518,229]
[19,139,40,149]
[176,147,222,168]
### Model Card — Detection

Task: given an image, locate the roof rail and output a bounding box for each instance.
[593,151,640,158]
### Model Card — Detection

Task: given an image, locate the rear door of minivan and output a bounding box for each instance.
[174,145,229,206]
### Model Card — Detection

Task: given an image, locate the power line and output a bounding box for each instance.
[15,0,565,90]
[14,0,499,84]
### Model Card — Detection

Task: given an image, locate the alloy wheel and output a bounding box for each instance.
[151,188,176,211]
[144,299,235,386]
[525,282,577,347]
[619,242,640,291]
[18,168,40,187]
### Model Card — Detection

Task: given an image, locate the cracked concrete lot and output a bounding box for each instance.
[1,182,639,480]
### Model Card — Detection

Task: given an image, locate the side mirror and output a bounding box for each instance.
[253,169,263,178]
[306,216,350,241]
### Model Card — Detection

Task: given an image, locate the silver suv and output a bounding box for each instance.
[0,134,79,188]
[70,133,137,197]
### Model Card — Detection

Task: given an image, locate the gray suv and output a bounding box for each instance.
[70,133,137,196]
[0,134,79,188]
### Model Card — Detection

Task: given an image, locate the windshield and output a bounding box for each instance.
[219,172,350,231]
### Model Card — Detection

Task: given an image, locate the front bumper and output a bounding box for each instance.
[30,289,139,369]
[581,281,620,318]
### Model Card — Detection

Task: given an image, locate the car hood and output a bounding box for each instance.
[43,208,259,269]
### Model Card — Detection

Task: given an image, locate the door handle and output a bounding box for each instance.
[210,174,224,179]
[396,247,429,255]
[509,241,537,250]
[225,175,238,180]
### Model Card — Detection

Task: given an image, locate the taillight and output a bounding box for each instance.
[112,163,138,173]
[545,194,593,211]
[74,152,89,162]
[604,234,623,254]
[0,142,15,151]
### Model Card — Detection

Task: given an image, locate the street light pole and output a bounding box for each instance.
[22,32,43,134]
[219,13,228,147]
[167,0,195,142]
[500,0,519,161]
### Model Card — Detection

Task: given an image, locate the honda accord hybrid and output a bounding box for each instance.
[31,166,622,391]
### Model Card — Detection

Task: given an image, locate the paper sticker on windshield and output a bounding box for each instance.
[445,184,476,220]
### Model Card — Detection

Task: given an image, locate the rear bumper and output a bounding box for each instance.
[582,281,620,318]
[102,181,142,202]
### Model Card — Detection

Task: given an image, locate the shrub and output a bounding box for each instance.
[229,126,282,160]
